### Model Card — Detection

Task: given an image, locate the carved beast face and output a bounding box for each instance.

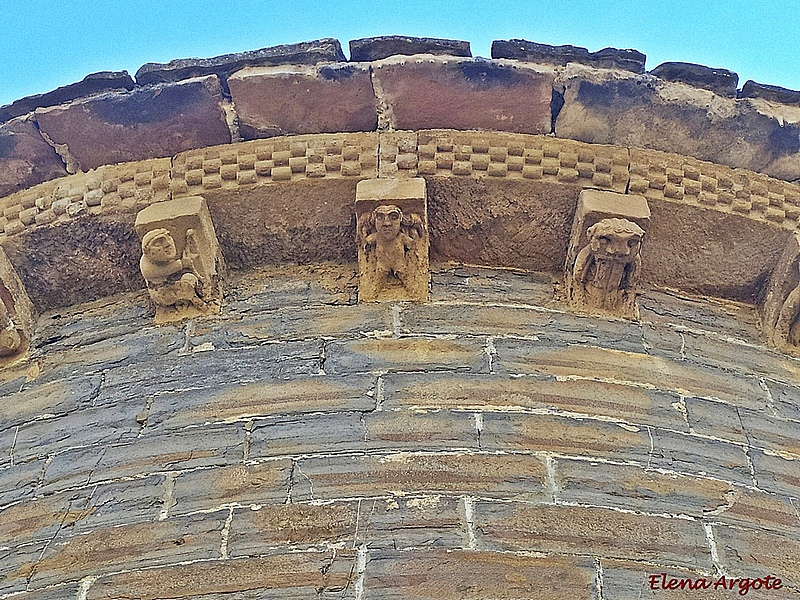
[587,218,644,262]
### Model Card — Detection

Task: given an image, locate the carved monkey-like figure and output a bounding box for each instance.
[361,204,424,293]
[0,300,21,357]
[571,218,645,314]
[140,228,205,313]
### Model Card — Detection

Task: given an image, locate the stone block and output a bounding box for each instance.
[649,428,753,485]
[356,178,429,301]
[0,71,135,123]
[25,513,227,590]
[474,502,711,569]
[228,63,377,139]
[34,76,230,171]
[290,453,548,502]
[0,458,44,506]
[426,176,579,272]
[750,448,800,498]
[711,487,800,534]
[86,551,356,600]
[714,524,800,588]
[556,64,800,181]
[135,39,346,85]
[429,265,557,305]
[324,336,487,374]
[649,61,739,96]
[0,117,67,198]
[739,80,800,105]
[145,375,376,432]
[372,56,553,133]
[492,339,768,405]
[555,458,734,517]
[364,550,597,599]
[481,413,652,463]
[349,36,471,61]
[135,196,225,323]
[492,39,646,73]
[364,409,478,451]
[565,189,649,317]
[248,412,366,458]
[171,460,293,515]
[381,372,686,430]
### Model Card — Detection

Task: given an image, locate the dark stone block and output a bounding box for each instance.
[739,80,800,105]
[649,61,739,96]
[349,35,471,62]
[0,118,67,197]
[0,71,135,123]
[135,39,346,86]
[34,76,230,171]
[491,39,646,73]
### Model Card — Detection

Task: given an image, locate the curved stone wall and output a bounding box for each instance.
[2,35,800,599]
[1,265,799,598]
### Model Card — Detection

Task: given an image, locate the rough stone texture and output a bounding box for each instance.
[556,64,800,181]
[642,198,790,302]
[740,80,800,105]
[649,61,739,97]
[0,71,135,123]
[135,38,346,86]
[0,214,143,312]
[34,76,231,171]
[373,56,553,133]
[492,38,646,73]
[0,117,67,198]
[228,63,377,139]
[350,36,471,62]
[426,177,579,271]
[1,265,799,597]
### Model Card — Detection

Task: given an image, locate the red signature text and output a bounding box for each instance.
[648,572,783,595]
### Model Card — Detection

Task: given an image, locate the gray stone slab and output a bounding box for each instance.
[650,428,753,485]
[350,36,470,62]
[249,412,366,458]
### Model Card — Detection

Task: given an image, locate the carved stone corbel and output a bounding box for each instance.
[134,196,225,324]
[356,178,429,302]
[0,247,35,359]
[762,233,800,355]
[565,190,650,319]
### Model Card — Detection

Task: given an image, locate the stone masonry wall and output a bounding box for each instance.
[2,36,800,203]
[1,265,799,598]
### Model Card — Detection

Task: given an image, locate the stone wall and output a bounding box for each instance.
[2,37,800,202]
[2,35,800,600]
[1,265,799,598]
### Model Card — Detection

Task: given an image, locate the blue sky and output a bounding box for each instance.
[1,0,799,107]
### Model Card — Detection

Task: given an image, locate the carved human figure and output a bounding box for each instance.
[361,204,425,296]
[570,218,645,315]
[771,260,800,349]
[140,228,206,314]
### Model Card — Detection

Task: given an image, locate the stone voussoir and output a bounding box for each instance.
[349,35,471,62]
[492,38,646,73]
[134,38,347,86]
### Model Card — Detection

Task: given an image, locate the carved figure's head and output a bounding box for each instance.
[372,205,403,241]
[587,218,644,262]
[142,228,177,264]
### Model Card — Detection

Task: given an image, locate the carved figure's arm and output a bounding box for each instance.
[572,246,594,284]
[364,232,377,249]
[181,228,199,270]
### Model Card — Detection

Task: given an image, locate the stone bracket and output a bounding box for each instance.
[356,178,429,302]
[135,196,225,324]
[566,189,650,319]
[0,247,35,359]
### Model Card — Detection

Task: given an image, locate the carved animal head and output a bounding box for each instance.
[371,205,403,240]
[142,228,178,264]
[586,218,644,262]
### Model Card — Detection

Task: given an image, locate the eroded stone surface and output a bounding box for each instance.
[373,56,554,133]
[649,61,739,96]
[229,64,377,139]
[492,38,646,73]
[135,196,225,323]
[0,117,67,198]
[356,178,429,302]
[350,36,471,61]
[34,76,230,171]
